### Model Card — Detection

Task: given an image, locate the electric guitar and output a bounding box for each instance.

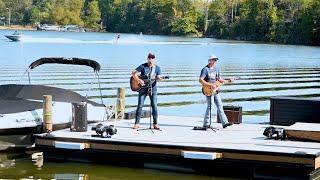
[202,77,239,96]
[130,75,169,92]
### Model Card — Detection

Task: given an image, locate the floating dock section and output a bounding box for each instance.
[286,122,320,142]
[34,116,320,179]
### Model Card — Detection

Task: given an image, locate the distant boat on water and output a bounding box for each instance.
[37,24,61,31]
[4,31,22,41]
[61,25,85,32]
[37,24,85,32]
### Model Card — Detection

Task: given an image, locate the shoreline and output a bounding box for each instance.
[0,25,36,31]
[1,25,318,47]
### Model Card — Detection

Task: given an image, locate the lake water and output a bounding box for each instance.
[0,30,319,178]
[1,30,320,123]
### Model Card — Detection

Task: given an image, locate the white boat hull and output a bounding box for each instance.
[4,35,22,41]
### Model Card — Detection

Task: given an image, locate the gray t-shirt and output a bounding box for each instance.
[200,65,220,83]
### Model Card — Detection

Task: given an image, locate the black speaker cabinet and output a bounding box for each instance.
[70,102,87,132]
[217,105,242,124]
[270,97,320,126]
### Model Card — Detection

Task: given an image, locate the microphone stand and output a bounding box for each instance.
[138,66,154,133]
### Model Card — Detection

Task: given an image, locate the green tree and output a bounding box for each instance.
[170,0,200,35]
[0,0,5,21]
[206,0,230,38]
[49,0,84,25]
[84,0,101,30]
[2,0,32,25]
[297,0,320,45]
[273,0,304,43]
[0,0,4,10]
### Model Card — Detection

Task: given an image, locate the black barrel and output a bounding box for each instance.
[70,102,87,132]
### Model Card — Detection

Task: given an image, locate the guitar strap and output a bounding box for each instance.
[215,69,220,81]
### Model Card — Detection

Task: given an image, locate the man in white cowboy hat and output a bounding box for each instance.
[199,54,234,128]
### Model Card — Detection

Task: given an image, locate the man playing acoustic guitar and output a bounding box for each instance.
[131,53,164,130]
[199,54,234,129]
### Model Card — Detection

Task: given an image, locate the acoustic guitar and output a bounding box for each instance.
[202,77,238,96]
[130,75,169,92]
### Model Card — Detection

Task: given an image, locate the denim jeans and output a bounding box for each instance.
[203,93,229,127]
[135,88,158,124]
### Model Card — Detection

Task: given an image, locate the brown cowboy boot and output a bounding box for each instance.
[132,124,139,129]
[153,124,160,130]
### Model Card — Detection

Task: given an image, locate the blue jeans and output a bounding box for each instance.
[135,88,158,124]
[203,93,229,127]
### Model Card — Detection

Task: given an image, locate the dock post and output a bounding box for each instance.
[43,95,53,133]
[116,88,125,119]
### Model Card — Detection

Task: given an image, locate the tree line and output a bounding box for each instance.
[0,0,319,45]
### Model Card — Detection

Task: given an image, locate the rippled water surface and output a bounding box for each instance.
[1,30,319,123]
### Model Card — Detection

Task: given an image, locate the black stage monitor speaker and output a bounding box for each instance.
[270,97,320,126]
[70,102,87,132]
[217,105,242,124]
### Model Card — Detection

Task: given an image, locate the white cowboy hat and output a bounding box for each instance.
[208,54,219,60]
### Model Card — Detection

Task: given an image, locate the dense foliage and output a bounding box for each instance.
[0,0,319,45]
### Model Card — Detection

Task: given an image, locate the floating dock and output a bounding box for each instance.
[286,122,320,142]
[34,115,320,179]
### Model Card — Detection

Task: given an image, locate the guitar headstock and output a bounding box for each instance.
[226,76,240,82]
[163,75,170,79]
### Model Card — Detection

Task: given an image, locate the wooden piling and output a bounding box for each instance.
[116,88,125,119]
[43,95,53,133]
[117,88,125,99]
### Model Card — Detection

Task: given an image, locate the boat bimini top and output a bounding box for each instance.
[0,84,105,114]
[0,57,105,114]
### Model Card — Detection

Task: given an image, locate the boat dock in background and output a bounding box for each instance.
[34,115,320,179]
[36,24,85,32]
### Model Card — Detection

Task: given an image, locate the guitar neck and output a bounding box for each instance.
[214,81,223,87]
[140,75,169,81]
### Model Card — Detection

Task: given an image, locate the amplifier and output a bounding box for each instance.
[217,105,242,124]
[124,110,151,119]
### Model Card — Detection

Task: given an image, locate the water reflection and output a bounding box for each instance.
[0,152,236,180]
[31,152,43,170]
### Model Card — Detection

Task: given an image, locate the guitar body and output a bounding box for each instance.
[202,77,239,96]
[202,81,223,96]
[130,75,169,92]
[130,76,141,91]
